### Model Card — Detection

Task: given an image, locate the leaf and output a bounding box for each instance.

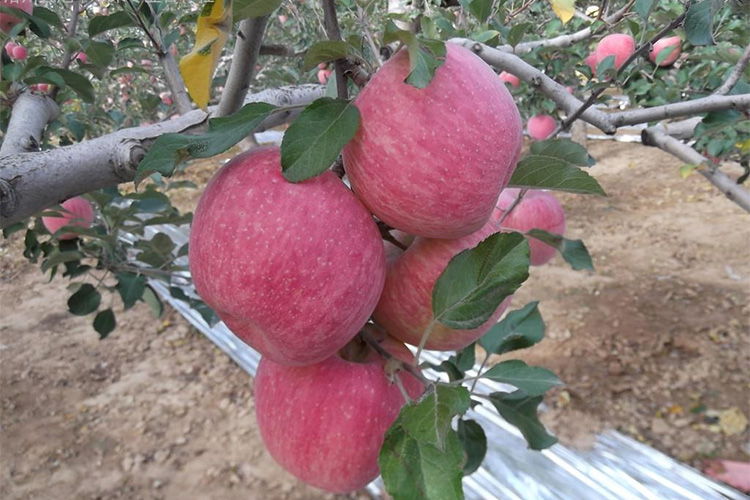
[141,287,164,318]
[41,251,85,273]
[280,98,360,182]
[115,272,147,310]
[680,164,699,179]
[3,222,26,238]
[457,419,487,475]
[68,284,101,316]
[149,232,175,255]
[480,301,545,355]
[482,360,562,396]
[596,54,616,77]
[509,139,605,195]
[383,23,446,89]
[136,102,274,181]
[507,23,532,48]
[36,67,95,103]
[432,232,530,330]
[525,229,595,271]
[655,44,678,65]
[89,11,135,37]
[548,0,575,24]
[685,0,719,46]
[93,309,116,339]
[489,391,558,450]
[85,40,115,67]
[179,0,233,109]
[635,0,658,19]
[32,6,63,30]
[468,0,493,23]
[303,41,351,70]
[233,0,282,21]
[379,385,469,500]
[454,343,476,372]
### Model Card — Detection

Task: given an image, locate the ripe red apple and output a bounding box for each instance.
[565,85,574,94]
[317,62,327,70]
[159,92,173,106]
[9,43,26,60]
[594,34,635,70]
[373,219,513,351]
[584,52,598,75]
[255,333,424,493]
[42,197,95,240]
[0,0,32,33]
[527,114,556,141]
[343,44,523,239]
[499,71,520,88]
[277,14,287,23]
[317,68,332,85]
[649,36,681,67]
[189,147,386,366]
[4,41,16,53]
[74,51,88,64]
[30,83,49,92]
[493,188,566,266]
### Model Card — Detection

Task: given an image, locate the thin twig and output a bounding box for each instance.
[50,0,81,100]
[322,0,348,100]
[414,320,436,367]
[715,42,750,95]
[359,326,430,385]
[496,188,527,226]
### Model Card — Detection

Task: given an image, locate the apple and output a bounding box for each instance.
[499,71,520,88]
[4,41,16,53]
[584,52,598,75]
[189,147,386,366]
[277,14,287,23]
[493,188,566,266]
[594,33,635,70]
[342,44,523,239]
[317,62,327,70]
[159,92,173,106]
[75,51,88,64]
[0,0,32,33]
[255,332,424,493]
[317,68,332,85]
[565,86,574,94]
[373,219,513,351]
[649,36,681,67]
[30,83,49,92]
[41,197,95,240]
[527,114,556,141]
[9,43,26,60]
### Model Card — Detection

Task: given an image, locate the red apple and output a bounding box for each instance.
[584,52,598,75]
[75,51,88,64]
[649,36,681,67]
[493,188,566,266]
[30,82,49,92]
[317,62,327,70]
[343,44,523,239]
[189,147,386,366]
[159,92,173,106]
[373,219,513,351]
[0,0,32,33]
[277,14,287,23]
[594,34,635,70]
[41,197,95,240]
[499,70,520,88]
[565,86,574,94]
[4,41,16,53]
[10,43,26,60]
[255,333,424,493]
[527,114,556,141]
[317,68,332,85]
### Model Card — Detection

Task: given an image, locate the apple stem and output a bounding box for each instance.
[359,325,430,386]
[414,319,435,367]
[394,375,413,404]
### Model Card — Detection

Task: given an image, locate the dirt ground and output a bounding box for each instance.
[1,140,748,499]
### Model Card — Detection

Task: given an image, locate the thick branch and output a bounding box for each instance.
[642,126,750,212]
[715,42,750,96]
[158,51,192,115]
[0,86,324,227]
[611,94,750,127]
[0,93,60,156]
[216,16,270,118]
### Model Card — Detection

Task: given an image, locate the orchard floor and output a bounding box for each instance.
[1,140,749,499]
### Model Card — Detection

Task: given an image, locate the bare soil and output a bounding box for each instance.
[1,140,748,499]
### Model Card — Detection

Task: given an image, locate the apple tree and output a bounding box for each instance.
[1,0,748,498]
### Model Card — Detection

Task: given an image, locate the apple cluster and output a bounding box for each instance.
[189,44,566,493]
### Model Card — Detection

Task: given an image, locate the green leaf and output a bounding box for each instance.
[88,12,135,37]
[303,41,351,70]
[93,309,116,338]
[379,385,469,500]
[489,391,558,450]
[507,22,532,48]
[149,232,175,255]
[280,98,360,182]
[136,102,275,181]
[635,0,658,20]
[509,139,605,195]
[3,222,26,238]
[36,67,95,103]
[383,23,446,88]
[141,286,164,318]
[115,273,147,310]
[457,419,487,475]
[32,6,63,30]
[480,302,545,355]
[468,0,493,23]
[233,0,283,21]
[525,229,594,270]
[685,0,719,46]
[654,43,678,65]
[41,251,85,273]
[482,360,562,396]
[432,232,530,330]
[85,40,115,67]
[68,284,101,316]
[454,343,476,372]
[595,54,616,77]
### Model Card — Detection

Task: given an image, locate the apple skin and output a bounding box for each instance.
[75,51,88,64]
[594,34,635,70]
[255,333,424,493]
[493,188,566,266]
[42,197,95,240]
[317,68,332,84]
[499,71,520,88]
[10,44,26,60]
[0,0,32,33]
[584,52,598,75]
[649,36,681,67]
[189,147,387,366]
[373,219,513,351]
[383,229,416,262]
[343,44,523,239]
[528,114,556,141]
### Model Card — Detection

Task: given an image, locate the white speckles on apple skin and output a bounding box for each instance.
[189,147,386,366]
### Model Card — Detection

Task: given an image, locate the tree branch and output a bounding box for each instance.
[611,94,750,127]
[715,42,750,96]
[0,85,325,227]
[158,51,192,115]
[259,44,303,57]
[216,16,270,118]
[322,0,348,100]
[0,93,60,156]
